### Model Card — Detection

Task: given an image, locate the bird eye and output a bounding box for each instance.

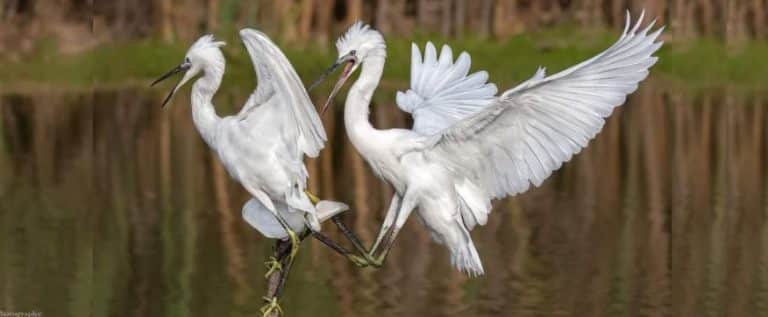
[184,57,190,63]
[350,50,356,56]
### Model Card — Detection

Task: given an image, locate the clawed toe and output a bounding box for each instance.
[346,254,369,267]
[260,296,284,316]
[264,256,283,278]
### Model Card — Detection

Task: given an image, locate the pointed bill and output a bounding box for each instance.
[151,62,192,108]
[320,62,354,115]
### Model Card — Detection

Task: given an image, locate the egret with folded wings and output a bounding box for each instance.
[150,29,373,315]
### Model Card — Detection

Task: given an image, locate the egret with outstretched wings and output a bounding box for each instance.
[320,11,663,276]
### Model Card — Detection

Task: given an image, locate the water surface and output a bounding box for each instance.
[1,83,766,316]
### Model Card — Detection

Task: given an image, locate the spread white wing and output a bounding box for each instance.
[419,11,663,199]
[396,42,498,135]
[238,29,326,157]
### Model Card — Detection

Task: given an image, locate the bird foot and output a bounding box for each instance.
[366,253,385,268]
[304,190,320,204]
[264,256,283,278]
[260,296,284,316]
[346,254,370,267]
[287,230,301,260]
[368,259,383,268]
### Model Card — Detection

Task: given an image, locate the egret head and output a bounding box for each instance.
[151,35,226,107]
[311,22,385,114]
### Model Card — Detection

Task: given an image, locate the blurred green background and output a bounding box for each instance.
[0,1,766,317]
[1,0,767,92]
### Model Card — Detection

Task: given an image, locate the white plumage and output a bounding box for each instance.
[396,43,498,135]
[324,11,662,276]
[239,30,327,157]
[152,30,347,241]
[425,11,664,199]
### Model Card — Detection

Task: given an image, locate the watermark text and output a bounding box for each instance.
[0,311,41,317]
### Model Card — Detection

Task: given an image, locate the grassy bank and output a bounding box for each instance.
[2,27,766,95]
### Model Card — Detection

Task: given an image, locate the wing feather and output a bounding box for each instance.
[426,11,663,199]
[396,42,498,135]
[239,29,326,157]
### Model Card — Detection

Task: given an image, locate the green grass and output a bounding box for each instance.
[1,27,766,95]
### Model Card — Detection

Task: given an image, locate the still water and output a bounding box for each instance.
[0,82,766,316]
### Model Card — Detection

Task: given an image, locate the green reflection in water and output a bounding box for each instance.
[0,82,766,316]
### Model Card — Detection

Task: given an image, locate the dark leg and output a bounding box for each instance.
[262,230,312,316]
[331,215,371,257]
[370,228,398,266]
[311,230,369,267]
[273,245,296,298]
[311,230,353,255]
[368,192,416,267]
[304,190,375,265]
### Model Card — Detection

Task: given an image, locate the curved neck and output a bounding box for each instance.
[344,55,385,149]
[191,65,223,147]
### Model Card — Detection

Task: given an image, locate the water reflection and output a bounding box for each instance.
[0,83,766,316]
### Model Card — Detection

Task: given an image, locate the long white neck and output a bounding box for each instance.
[344,55,385,152]
[191,65,223,147]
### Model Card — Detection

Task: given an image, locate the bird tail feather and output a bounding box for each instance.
[450,239,485,276]
[242,198,305,239]
[303,200,348,232]
[315,200,349,222]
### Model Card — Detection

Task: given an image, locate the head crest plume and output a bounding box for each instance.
[190,34,226,51]
[335,21,384,54]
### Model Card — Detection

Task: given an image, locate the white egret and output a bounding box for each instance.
[319,11,663,276]
[150,30,371,314]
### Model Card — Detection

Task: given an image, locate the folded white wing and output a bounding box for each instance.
[238,29,326,157]
[427,11,664,199]
[396,42,497,135]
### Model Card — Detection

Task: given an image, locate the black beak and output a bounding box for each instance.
[314,53,357,115]
[308,60,344,92]
[151,63,191,108]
